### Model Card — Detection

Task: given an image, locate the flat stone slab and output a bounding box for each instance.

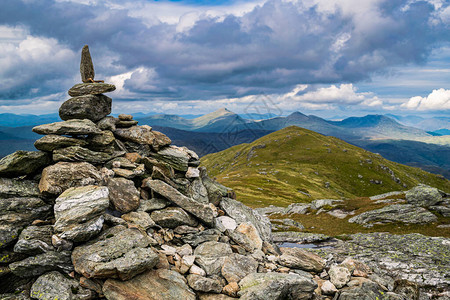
[0,151,51,177]
[114,125,171,151]
[59,94,112,122]
[33,119,101,135]
[68,83,116,97]
[34,135,88,152]
[53,146,121,164]
[10,251,73,277]
[72,225,158,280]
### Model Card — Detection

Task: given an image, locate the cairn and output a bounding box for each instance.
[0,46,425,300]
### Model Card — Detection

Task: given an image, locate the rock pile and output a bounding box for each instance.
[0,46,446,300]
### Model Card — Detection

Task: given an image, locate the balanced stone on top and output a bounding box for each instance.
[68,83,116,97]
[80,45,95,83]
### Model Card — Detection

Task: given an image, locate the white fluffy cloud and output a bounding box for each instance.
[402,88,450,110]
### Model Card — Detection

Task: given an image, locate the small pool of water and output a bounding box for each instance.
[279,242,333,249]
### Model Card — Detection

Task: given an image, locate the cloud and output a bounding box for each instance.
[0,0,449,112]
[402,88,450,110]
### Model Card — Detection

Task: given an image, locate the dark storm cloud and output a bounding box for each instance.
[0,0,448,103]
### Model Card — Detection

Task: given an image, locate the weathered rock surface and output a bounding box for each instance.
[194,241,233,276]
[33,119,101,135]
[214,216,237,232]
[144,179,214,226]
[53,146,119,164]
[30,271,93,300]
[221,253,258,283]
[0,178,40,198]
[187,274,223,293]
[34,134,88,151]
[114,125,171,151]
[107,177,140,213]
[103,268,196,300]
[348,204,437,225]
[0,151,51,177]
[122,211,156,229]
[406,184,442,207]
[329,265,351,288]
[39,161,101,196]
[68,83,116,97]
[151,207,198,228]
[278,247,325,272]
[13,225,53,254]
[10,251,73,277]
[59,94,112,122]
[72,225,158,280]
[238,272,317,300]
[149,146,192,171]
[80,45,95,83]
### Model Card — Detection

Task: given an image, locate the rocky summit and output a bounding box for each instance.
[1,47,449,300]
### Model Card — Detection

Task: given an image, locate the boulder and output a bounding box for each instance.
[34,135,88,151]
[221,253,258,283]
[149,146,192,171]
[107,178,140,213]
[0,151,51,177]
[97,116,118,131]
[321,280,338,295]
[0,178,40,198]
[238,272,317,300]
[103,269,196,300]
[278,247,326,272]
[220,197,272,242]
[329,265,352,288]
[406,185,442,207]
[194,241,233,276]
[72,225,159,280]
[13,225,53,254]
[348,204,438,225]
[68,83,116,97]
[59,94,112,122]
[151,207,198,228]
[235,222,263,251]
[53,146,120,164]
[30,271,93,300]
[186,274,223,293]
[214,216,237,233]
[39,161,102,196]
[10,251,73,277]
[32,119,101,135]
[144,179,214,226]
[114,125,171,151]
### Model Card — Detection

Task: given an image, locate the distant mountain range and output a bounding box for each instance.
[385,114,450,132]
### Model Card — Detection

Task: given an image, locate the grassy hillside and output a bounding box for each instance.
[201,126,450,208]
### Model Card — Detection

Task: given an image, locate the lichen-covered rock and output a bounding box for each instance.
[221,253,258,283]
[53,146,120,164]
[144,179,214,226]
[68,83,116,97]
[187,274,223,293]
[59,94,112,122]
[0,151,51,177]
[72,225,158,280]
[194,241,233,276]
[0,178,40,198]
[238,272,317,300]
[181,229,220,247]
[121,211,156,229]
[138,197,170,212]
[220,197,272,242]
[334,280,396,300]
[30,271,94,300]
[278,247,326,272]
[406,185,443,207]
[13,225,53,254]
[114,125,171,151]
[107,177,140,213]
[103,268,196,300]
[151,207,198,228]
[329,265,352,288]
[348,204,437,225]
[149,146,193,171]
[34,134,89,151]
[86,130,115,151]
[10,251,73,277]
[39,162,102,196]
[32,119,101,135]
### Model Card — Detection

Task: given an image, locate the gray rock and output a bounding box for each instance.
[0,178,40,198]
[194,241,233,276]
[348,204,437,225]
[122,211,156,229]
[187,274,223,293]
[59,94,112,122]
[429,205,450,217]
[151,207,198,228]
[138,197,170,212]
[182,229,220,247]
[238,272,317,300]
[13,225,53,254]
[220,197,272,242]
[0,151,51,177]
[86,130,115,151]
[10,251,73,277]
[32,119,101,135]
[285,203,311,214]
[103,268,196,300]
[97,116,118,131]
[406,185,443,207]
[272,231,330,243]
[53,146,120,164]
[149,145,191,171]
[214,216,237,233]
[334,281,393,300]
[107,177,140,213]
[311,199,344,210]
[200,169,234,206]
[114,125,171,151]
[34,134,88,151]
[186,178,209,204]
[68,83,116,96]
[53,185,109,242]
[72,225,159,280]
[221,253,258,283]
[30,271,94,300]
[271,218,304,231]
[329,265,352,288]
[278,247,326,272]
[144,179,214,226]
[80,45,95,83]
[39,162,102,196]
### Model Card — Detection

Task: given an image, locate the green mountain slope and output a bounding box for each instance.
[201,126,450,208]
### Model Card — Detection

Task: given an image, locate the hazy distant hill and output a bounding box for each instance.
[201,126,450,207]
[386,114,450,131]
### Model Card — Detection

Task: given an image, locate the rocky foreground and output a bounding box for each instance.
[1,46,449,300]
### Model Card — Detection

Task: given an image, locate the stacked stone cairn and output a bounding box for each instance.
[0,46,419,300]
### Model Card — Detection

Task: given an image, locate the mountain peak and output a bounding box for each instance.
[192,107,237,128]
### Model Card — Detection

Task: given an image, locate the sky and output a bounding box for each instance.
[0,0,449,118]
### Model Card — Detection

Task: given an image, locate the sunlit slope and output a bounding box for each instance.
[201,126,450,208]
